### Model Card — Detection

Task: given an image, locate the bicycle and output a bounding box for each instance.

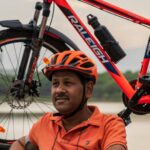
[0,0,150,149]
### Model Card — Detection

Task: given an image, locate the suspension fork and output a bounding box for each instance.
[18,2,51,85]
[17,2,43,80]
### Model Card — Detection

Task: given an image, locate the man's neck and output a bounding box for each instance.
[62,106,92,131]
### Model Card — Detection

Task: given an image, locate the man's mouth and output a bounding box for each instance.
[55,97,69,102]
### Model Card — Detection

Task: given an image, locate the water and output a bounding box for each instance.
[126,118,150,150]
[0,102,149,150]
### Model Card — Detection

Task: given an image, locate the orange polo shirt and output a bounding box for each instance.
[29,106,127,150]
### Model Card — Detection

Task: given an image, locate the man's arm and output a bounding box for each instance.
[107,144,126,150]
[10,136,38,150]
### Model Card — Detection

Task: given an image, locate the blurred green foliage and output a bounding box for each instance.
[0,71,138,101]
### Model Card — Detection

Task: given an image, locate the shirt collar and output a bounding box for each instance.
[84,105,103,127]
[49,105,103,127]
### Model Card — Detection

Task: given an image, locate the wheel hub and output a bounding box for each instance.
[7,80,39,109]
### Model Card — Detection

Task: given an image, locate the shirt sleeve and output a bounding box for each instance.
[101,115,127,150]
[29,112,51,146]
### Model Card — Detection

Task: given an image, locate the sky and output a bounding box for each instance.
[0,0,150,73]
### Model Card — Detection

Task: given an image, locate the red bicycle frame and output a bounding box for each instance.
[47,0,150,104]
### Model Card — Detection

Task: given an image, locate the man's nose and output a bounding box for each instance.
[56,84,66,92]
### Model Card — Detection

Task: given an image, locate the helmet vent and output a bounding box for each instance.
[69,58,80,65]
[52,54,59,64]
[61,54,70,65]
[81,62,94,68]
[79,54,86,58]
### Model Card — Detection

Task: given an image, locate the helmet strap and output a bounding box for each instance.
[54,72,89,119]
[62,79,87,119]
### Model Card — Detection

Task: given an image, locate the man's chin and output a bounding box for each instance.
[57,109,77,118]
[55,107,70,115]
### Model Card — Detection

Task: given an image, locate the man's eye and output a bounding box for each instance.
[52,82,58,86]
[65,81,72,85]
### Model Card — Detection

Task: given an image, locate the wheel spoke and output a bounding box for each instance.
[0,97,7,105]
[0,109,13,139]
[37,48,53,68]
[4,46,17,77]
[26,107,40,120]
[16,43,24,74]
[0,48,11,84]
[37,48,48,68]
[33,97,54,112]
[0,72,10,89]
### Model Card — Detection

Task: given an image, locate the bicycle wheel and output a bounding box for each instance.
[0,29,77,142]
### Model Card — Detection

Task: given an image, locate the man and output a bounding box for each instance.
[10,50,127,150]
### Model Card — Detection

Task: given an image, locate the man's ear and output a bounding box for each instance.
[85,81,94,99]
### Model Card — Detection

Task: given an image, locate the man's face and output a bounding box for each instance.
[51,70,84,115]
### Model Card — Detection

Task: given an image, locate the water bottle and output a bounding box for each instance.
[87,14,126,63]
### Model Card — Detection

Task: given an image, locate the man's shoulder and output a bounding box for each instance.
[102,113,125,129]
[88,105,124,127]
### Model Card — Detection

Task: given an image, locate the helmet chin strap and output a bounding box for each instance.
[62,86,87,119]
[54,71,91,119]
[59,78,87,119]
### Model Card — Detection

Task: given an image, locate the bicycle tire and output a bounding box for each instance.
[0,28,78,145]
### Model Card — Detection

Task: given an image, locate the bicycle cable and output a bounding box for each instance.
[48,1,55,28]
